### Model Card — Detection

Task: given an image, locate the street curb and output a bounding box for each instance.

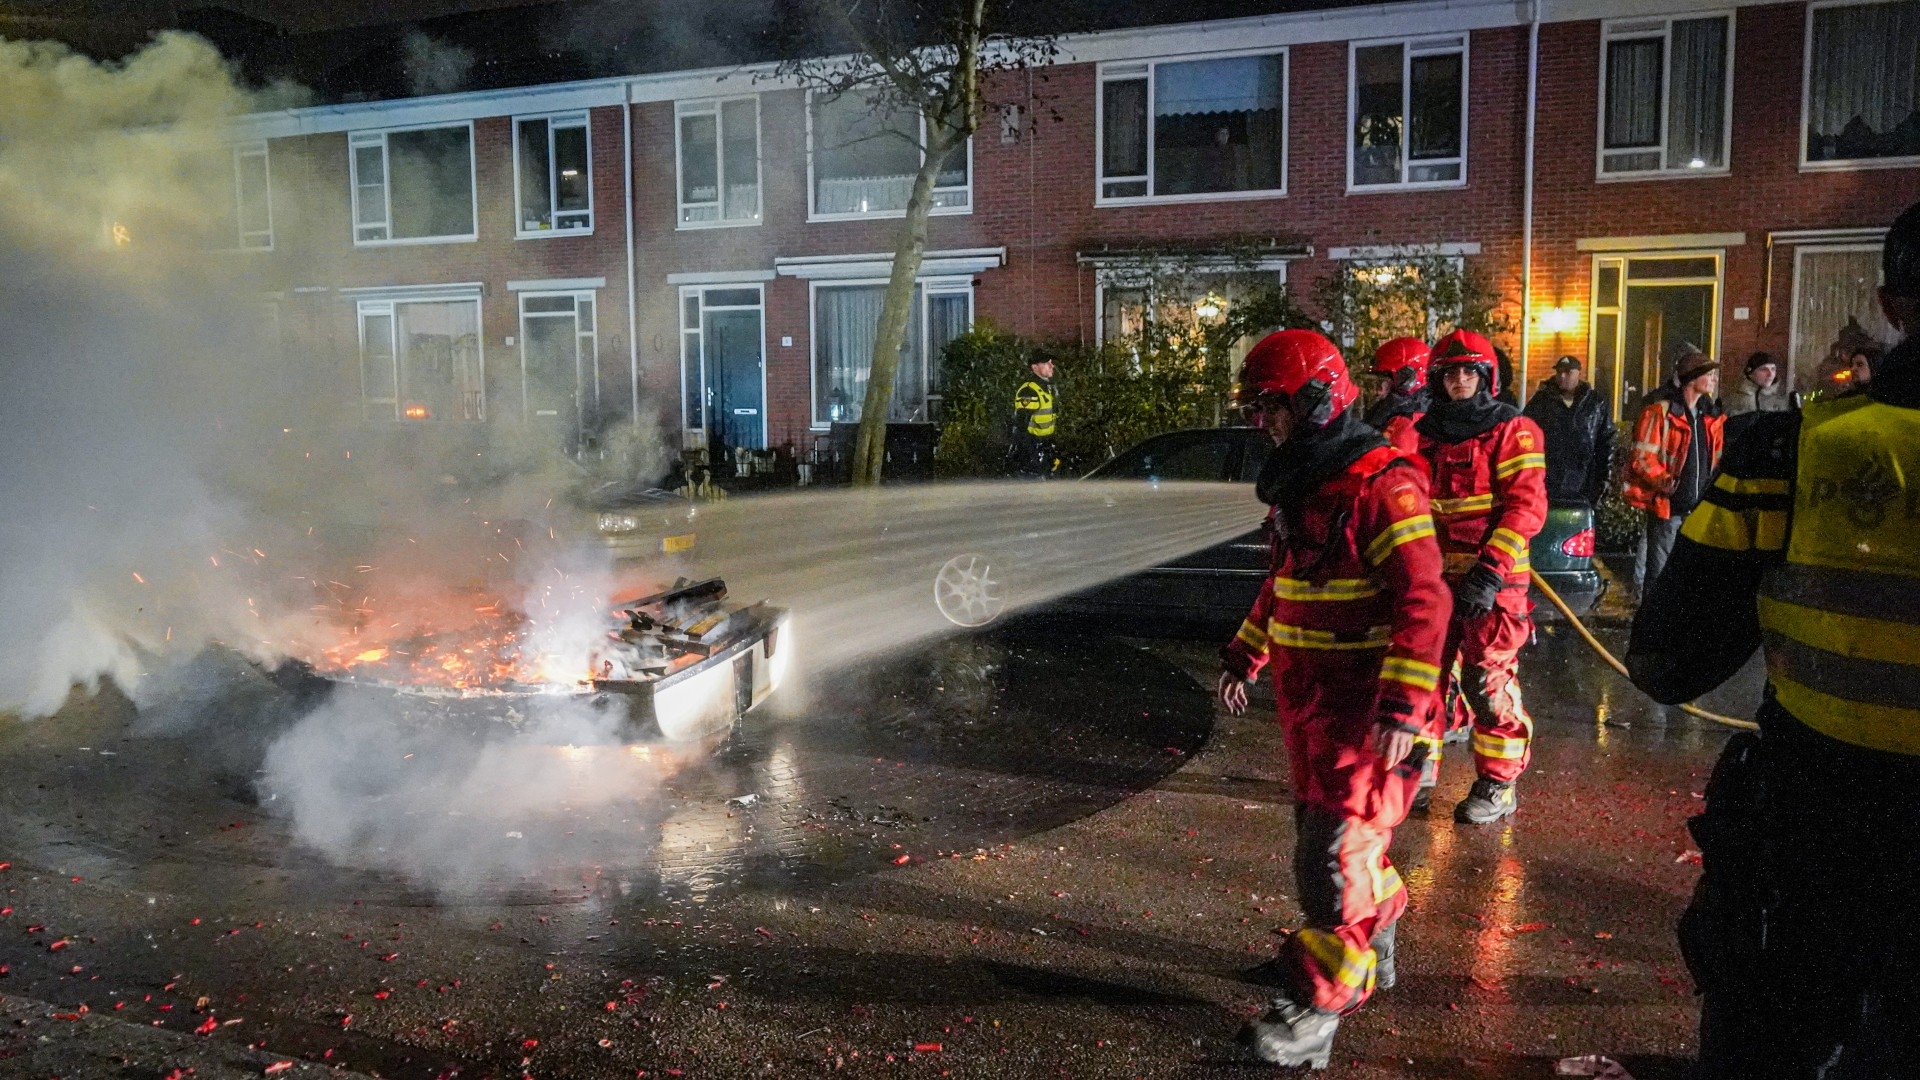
[0,992,374,1080]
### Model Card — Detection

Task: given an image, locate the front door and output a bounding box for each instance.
[680,287,765,452]
[1589,253,1721,415]
[520,293,595,448]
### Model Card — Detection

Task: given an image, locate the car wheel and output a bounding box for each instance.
[934,553,1005,628]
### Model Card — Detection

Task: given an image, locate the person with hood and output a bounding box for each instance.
[1218,329,1449,1067]
[1724,352,1789,417]
[1522,355,1613,509]
[1623,351,1725,589]
[1365,337,1431,453]
[1626,197,1920,1078]
[1413,330,1548,825]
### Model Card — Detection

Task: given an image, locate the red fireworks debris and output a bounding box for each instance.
[264,1063,296,1076]
[194,1016,218,1036]
[1506,922,1550,935]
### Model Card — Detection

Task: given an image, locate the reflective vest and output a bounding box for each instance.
[1014,379,1056,438]
[1756,396,1920,755]
[1624,391,1726,518]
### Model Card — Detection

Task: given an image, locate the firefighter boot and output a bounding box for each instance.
[1409,755,1438,815]
[1371,922,1397,991]
[1454,778,1517,824]
[1240,995,1340,1069]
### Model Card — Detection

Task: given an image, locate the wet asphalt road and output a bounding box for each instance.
[0,622,1763,1079]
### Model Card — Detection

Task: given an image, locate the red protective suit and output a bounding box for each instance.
[1417,415,1548,784]
[1222,445,1449,1015]
[1380,412,1423,456]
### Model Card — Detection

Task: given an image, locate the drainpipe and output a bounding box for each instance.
[625,89,642,428]
[1519,0,1541,404]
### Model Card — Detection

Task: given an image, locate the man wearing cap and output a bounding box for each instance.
[1522,356,1614,512]
[1623,351,1725,589]
[1009,350,1060,478]
[1725,352,1789,417]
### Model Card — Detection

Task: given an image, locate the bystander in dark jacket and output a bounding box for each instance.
[1522,356,1613,508]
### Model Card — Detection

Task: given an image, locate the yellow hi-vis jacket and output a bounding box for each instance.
[1013,379,1056,439]
[1654,390,1920,755]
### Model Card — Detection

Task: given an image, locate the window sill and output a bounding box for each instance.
[1345,179,1467,195]
[353,234,481,248]
[516,226,596,240]
[1096,188,1288,208]
[1595,167,1730,183]
[676,216,764,232]
[807,202,972,224]
[209,244,276,254]
[1798,155,1920,174]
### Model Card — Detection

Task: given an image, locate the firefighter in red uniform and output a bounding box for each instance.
[1366,337,1431,454]
[1218,329,1450,1067]
[1414,329,1548,824]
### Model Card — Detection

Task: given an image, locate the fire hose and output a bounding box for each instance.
[1528,570,1759,733]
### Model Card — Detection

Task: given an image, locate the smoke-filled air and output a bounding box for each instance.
[0,33,1261,897]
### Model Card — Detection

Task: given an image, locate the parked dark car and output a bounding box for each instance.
[1052,426,1604,631]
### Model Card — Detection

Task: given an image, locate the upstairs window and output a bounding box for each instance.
[1098,52,1287,202]
[1351,35,1467,189]
[809,88,970,219]
[515,114,592,235]
[214,142,272,250]
[1804,0,1920,165]
[677,97,762,227]
[350,124,477,244]
[1600,15,1732,176]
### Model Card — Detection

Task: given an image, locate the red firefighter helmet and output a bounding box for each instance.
[1371,337,1431,395]
[1428,328,1499,397]
[1238,329,1359,429]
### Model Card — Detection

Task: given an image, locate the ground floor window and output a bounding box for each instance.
[1587,252,1722,415]
[680,285,767,451]
[812,282,972,425]
[1096,268,1286,374]
[1790,245,1887,390]
[357,297,484,421]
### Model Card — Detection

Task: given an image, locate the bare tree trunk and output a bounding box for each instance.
[848,133,954,487]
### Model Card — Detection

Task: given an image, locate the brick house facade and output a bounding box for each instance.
[225,0,1918,464]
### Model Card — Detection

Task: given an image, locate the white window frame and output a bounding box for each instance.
[356,291,487,422]
[225,142,273,251]
[1346,33,1470,193]
[1596,13,1737,181]
[675,96,764,230]
[517,290,599,426]
[1093,48,1290,207]
[1091,263,1292,345]
[347,121,479,247]
[1800,0,1920,171]
[804,90,974,222]
[1787,242,1886,389]
[677,283,770,450]
[512,112,594,239]
[807,277,975,428]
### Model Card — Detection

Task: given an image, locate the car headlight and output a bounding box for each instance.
[598,513,641,534]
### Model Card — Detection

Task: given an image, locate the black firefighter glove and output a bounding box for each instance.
[1454,562,1506,619]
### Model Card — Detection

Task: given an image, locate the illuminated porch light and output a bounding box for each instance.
[1193,292,1227,319]
[1538,307,1580,334]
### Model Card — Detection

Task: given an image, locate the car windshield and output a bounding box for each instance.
[1088,433,1245,482]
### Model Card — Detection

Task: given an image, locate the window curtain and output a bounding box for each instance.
[1605,38,1663,148]
[396,300,483,421]
[1102,79,1149,179]
[815,286,927,422]
[1808,1,1920,159]
[1667,18,1728,168]
[1791,248,1887,388]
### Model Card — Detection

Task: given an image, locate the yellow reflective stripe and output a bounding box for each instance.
[1266,620,1392,650]
[1432,493,1495,515]
[1380,656,1441,692]
[1772,675,1920,757]
[1495,452,1547,479]
[1376,864,1405,905]
[1365,514,1436,566]
[1472,731,1529,760]
[1754,511,1788,551]
[1273,577,1381,602]
[1758,596,1920,668]
[1681,502,1753,552]
[1235,618,1270,653]
[1488,527,1529,562]
[1296,928,1373,990]
[1714,473,1790,496]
